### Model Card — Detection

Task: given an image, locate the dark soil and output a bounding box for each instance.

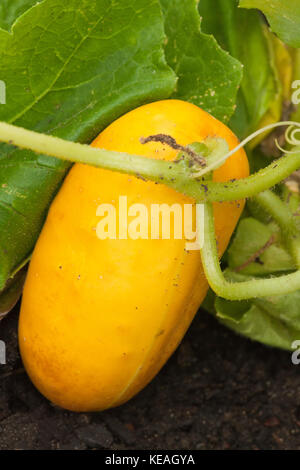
[0,304,300,450]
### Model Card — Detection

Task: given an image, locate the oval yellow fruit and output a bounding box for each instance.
[19,100,249,411]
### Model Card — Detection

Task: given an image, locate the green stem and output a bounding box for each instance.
[0,121,227,200]
[202,152,300,202]
[199,201,300,300]
[0,121,184,180]
[0,121,300,203]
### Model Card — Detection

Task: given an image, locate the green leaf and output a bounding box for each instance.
[0,0,39,31]
[0,0,176,289]
[0,268,26,320]
[160,0,243,123]
[240,0,300,48]
[199,0,281,139]
[227,217,294,275]
[215,294,300,351]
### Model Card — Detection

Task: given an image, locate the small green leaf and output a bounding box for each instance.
[160,0,243,123]
[227,217,294,275]
[0,268,26,320]
[215,295,300,351]
[240,0,300,48]
[199,0,281,139]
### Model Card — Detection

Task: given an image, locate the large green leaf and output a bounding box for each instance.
[199,0,281,139]
[0,0,176,290]
[240,0,300,48]
[161,0,243,123]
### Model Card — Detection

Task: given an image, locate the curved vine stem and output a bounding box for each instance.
[198,154,300,202]
[0,121,300,203]
[199,200,300,300]
[1,122,300,300]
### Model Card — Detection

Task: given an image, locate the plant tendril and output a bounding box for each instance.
[275,124,300,154]
[195,121,300,178]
